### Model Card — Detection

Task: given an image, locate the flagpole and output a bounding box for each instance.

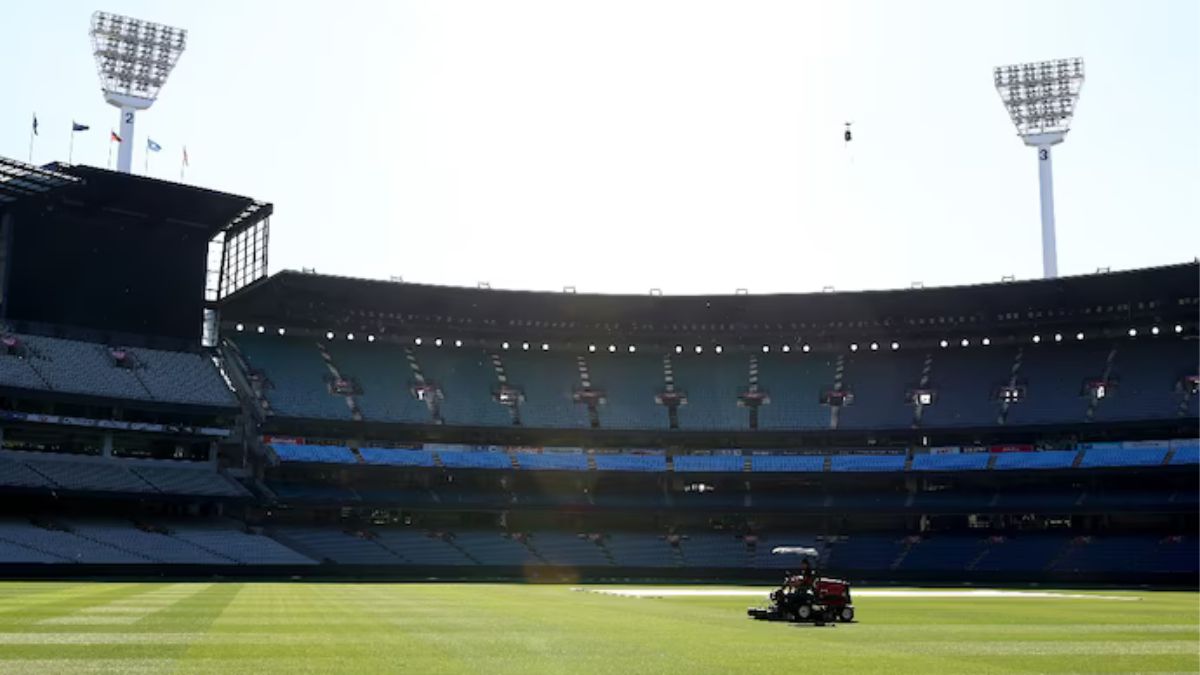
[69,131,75,164]
[28,121,35,163]
[107,139,113,169]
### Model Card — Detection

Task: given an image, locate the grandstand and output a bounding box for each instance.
[0,153,1194,586]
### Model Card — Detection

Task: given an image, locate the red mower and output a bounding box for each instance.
[747,546,856,625]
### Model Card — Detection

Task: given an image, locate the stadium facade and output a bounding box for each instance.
[0,156,1196,586]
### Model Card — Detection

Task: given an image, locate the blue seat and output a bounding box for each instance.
[436,450,513,470]
[829,454,906,472]
[1079,447,1168,468]
[1170,443,1199,465]
[911,453,990,471]
[514,452,589,471]
[270,444,358,464]
[672,455,743,472]
[992,450,1076,470]
[750,454,825,472]
[593,453,666,472]
[358,448,435,467]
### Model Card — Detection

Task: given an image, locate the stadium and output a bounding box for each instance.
[1,5,1198,674]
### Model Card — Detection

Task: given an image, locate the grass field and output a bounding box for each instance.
[0,582,1194,674]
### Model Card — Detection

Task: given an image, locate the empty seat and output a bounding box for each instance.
[829,454,906,472]
[911,453,990,471]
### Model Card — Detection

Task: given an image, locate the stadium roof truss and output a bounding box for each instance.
[207,200,271,303]
[0,157,83,206]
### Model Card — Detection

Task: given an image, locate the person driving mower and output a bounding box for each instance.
[749,547,856,624]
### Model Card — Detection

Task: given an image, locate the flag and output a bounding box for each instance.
[147,139,162,152]
[182,146,189,167]
[72,122,90,132]
[32,114,38,136]
[110,131,122,143]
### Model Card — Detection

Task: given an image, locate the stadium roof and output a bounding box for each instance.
[0,156,271,238]
[220,262,1199,341]
[0,157,83,206]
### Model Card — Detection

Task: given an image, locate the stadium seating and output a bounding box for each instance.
[414,347,513,426]
[756,354,837,430]
[1003,344,1111,425]
[323,342,429,424]
[914,348,1011,428]
[163,521,315,565]
[0,455,54,489]
[232,334,353,420]
[130,465,249,497]
[837,351,927,430]
[970,534,1070,572]
[750,454,824,472]
[373,530,477,565]
[586,354,667,429]
[0,348,51,391]
[0,519,151,563]
[435,449,513,470]
[604,534,677,567]
[1051,535,1197,574]
[1092,340,1197,422]
[19,456,156,493]
[825,535,903,570]
[992,450,1077,471]
[1170,442,1199,465]
[671,355,749,430]
[910,453,990,471]
[1078,446,1168,468]
[270,444,359,464]
[272,527,402,564]
[592,453,667,472]
[527,532,611,566]
[495,351,588,428]
[0,333,234,407]
[219,335,1195,431]
[677,533,750,567]
[8,334,148,400]
[129,347,235,406]
[451,532,540,566]
[357,448,435,467]
[0,537,67,563]
[829,454,907,472]
[66,520,234,564]
[898,536,986,571]
[0,452,248,497]
[672,454,744,473]
[513,450,589,471]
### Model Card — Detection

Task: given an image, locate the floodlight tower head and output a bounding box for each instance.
[993,57,1085,279]
[90,11,187,173]
[995,57,1084,146]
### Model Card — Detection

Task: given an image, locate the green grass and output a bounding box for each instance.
[0,582,1194,673]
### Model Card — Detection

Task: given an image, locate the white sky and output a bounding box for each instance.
[4,0,1198,295]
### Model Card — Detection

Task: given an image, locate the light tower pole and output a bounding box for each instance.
[89,11,187,174]
[994,58,1085,279]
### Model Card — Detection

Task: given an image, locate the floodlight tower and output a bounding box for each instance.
[994,58,1085,279]
[89,11,187,174]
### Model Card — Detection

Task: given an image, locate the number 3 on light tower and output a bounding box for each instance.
[1039,148,1048,161]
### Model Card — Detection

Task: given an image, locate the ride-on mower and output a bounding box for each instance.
[747,546,856,624]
